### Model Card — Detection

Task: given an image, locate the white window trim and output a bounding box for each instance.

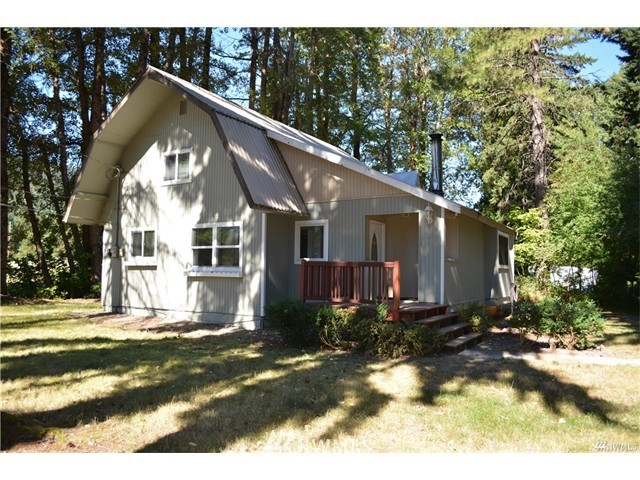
[126,227,158,267]
[162,147,193,186]
[498,231,510,268]
[294,219,329,264]
[187,221,243,277]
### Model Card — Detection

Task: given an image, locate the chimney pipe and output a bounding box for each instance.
[429,133,443,196]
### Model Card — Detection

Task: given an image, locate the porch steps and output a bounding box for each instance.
[413,313,458,329]
[444,332,484,353]
[399,303,483,354]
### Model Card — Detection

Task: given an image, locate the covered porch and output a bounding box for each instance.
[299,259,447,322]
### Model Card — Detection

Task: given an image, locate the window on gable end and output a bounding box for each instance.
[163,148,191,184]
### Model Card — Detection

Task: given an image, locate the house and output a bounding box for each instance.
[64,66,515,330]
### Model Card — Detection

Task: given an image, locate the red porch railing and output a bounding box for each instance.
[300,260,401,321]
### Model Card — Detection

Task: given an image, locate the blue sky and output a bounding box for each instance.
[570,38,624,81]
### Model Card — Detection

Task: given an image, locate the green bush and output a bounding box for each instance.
[265,300,320,348]
[511,297,604,350]
[266,300,445,359]
[456,302,495,333]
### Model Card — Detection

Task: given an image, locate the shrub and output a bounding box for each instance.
[456,302,495,333]
[511,297,604,350]
[266,300,445,359]
[265,300,320,348]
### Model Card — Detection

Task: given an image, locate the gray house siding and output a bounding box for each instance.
[263,195,442,305]
[445,213,486,307]
[483,224,515,304]
[101,92,263,327]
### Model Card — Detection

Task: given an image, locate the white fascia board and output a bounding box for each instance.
[459,205,516,235]
[267,129,461,214]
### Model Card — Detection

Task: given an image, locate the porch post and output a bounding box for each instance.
[392,260,400,321]
[300,259,307,303]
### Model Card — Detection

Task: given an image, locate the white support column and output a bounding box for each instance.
[440,207,446,305]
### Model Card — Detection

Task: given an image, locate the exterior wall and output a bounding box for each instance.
[101,92,263,328]
[278,143,406,203]
[367,213,419,299]
[263,195,441,305]
[445,213,486,307]
[483,225,515,304]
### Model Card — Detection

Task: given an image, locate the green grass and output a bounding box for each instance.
[1,300,639,452]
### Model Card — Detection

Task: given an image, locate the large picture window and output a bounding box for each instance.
[191,222,242,274]
[128,228,157,266]
[295,219,328,264]
[163,148,191,184]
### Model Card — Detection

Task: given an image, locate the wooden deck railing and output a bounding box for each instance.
[300,260,401,321]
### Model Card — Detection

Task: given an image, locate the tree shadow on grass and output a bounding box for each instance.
[4,316,637,452]
[415,354,627,428]
[2,328,393,452]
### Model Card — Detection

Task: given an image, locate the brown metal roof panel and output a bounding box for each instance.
[215,113,308,216]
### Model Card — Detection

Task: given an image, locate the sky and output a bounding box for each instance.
[570,38,624,81]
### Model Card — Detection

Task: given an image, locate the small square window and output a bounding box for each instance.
[295,220,328,264]
[128,228,157,266]
[163,149,191,184]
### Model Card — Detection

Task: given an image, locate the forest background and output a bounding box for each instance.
[0,24,638,310]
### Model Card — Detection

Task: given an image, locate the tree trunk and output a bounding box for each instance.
[248,28,259,110]
[50,48,82,251]
[90,28,107,133]
[1,28,12,296]
[74,29,92,159]
[138,27,150,76]
[165,28,178,74]
[178,27,188,80]
[202,27,212,90]
[528,38,549,217]
[149,29,160,67]
[281,28,296,125]
[42,147,76,276]
[304,28,318,134]
[271,28,283,121]
[260,28,271,113]
[20,141,52,287]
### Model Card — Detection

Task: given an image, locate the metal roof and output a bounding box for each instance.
[212,111,308,215]
[64,66,514,235]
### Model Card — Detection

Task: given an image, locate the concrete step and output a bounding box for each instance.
[445,332,484,353]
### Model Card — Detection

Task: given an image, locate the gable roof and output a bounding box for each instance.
[64,66,513,235]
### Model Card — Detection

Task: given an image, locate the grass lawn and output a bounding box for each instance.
[1,300,639,453]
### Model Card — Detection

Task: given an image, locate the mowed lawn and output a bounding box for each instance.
[1,300,639,453]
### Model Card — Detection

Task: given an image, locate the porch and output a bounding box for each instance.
[299,259,483,352]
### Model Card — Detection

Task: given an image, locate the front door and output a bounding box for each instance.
[368,220,386,262]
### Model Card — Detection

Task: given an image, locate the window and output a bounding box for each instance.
[445,213,459,261]
[163,149,191,184]
[295,220,328,264]
[128,228,157,265]
[498,232,509,267]
[190,222,242,275]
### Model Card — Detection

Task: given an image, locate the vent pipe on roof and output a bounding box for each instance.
[429,133,444,196]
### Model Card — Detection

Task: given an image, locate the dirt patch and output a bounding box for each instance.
[88,312,283,344]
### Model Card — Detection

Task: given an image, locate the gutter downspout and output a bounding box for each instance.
[259,212,267,326]
[106,165,123,313]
